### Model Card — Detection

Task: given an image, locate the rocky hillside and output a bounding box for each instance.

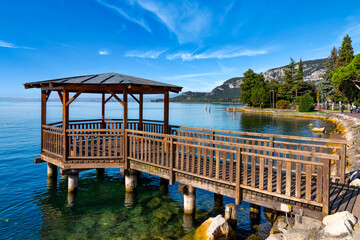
[264,58,326,82]
[164,58,327,103]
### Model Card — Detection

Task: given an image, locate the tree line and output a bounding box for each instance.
[240,34,360,109]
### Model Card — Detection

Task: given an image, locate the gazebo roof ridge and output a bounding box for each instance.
[24,72,183,93]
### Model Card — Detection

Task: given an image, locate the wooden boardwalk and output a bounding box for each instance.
[39,119,359,220]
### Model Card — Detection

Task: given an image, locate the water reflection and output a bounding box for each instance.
[239,113,335,138]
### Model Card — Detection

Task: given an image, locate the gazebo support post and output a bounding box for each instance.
[41,90,48,152]
[62,90,69,162]
[139,93,143,131]
[164,91,169,134]
[123,91,128,129]
[123,91,129,170]
[101,93,105,128]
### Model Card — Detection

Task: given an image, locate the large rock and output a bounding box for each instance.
[263,208,280,224]
[350,178,360,187]
[270,215,294,234]
[266,233,284,240]
[192,215,235,240]
[267,228,319,240]
[322,211,358,238]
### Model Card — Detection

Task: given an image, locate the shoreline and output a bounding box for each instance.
[229,107,360,172]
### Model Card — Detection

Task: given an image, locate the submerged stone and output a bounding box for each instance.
[146,197,162,208]
[152,208,173,226]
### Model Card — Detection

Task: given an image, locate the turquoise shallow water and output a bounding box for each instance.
[0,100,336,239]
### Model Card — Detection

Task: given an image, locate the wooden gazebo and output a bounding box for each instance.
[24,72,182,171]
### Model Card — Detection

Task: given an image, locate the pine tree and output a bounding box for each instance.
[278,58,296,101]
[240,69,267,106]
[331,54,360,102]
[337,34,354,67]
[317,77,335,102]
[325,47,338,71]
[317,47,337,101]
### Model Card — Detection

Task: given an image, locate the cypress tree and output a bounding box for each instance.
[296,58,304,80]
[294,58,304,97]
[337,34,354,67]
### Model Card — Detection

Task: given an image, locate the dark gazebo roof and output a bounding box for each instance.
[24,72,182,93]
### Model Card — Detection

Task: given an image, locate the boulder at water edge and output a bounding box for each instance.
[322,211,358,238]
[350,178,360,187]
[190,215,235,240]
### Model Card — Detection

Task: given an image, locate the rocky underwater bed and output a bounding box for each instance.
[37,171,272,239]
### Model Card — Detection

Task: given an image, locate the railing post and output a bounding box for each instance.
[210,130,215,153]
[322,159,330,217]
[340,144,346,184]
[169,137,176,185]
[124,130,129,169]
[235,147,242,205]
[269,136,274,156]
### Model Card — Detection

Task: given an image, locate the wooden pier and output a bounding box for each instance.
[25,73,359,221]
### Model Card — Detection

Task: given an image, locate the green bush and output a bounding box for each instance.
[276,100,290,109]
[299,94,314,112]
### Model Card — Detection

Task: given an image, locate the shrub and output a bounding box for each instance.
[276,100,290,109]
[299,94,314,112]
[354,100,360,107]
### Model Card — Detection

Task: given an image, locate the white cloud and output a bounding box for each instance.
[136,0,212,44]
[340,23,360,43]
[125,49,167,59]
[166,46,268,61]
[96,0,212,44]
[99,50,110,55]
[96,0,151,32]
[0,40,32,49]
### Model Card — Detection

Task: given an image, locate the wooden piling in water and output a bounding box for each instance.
[68,172,79,193]
[124,169,138,192]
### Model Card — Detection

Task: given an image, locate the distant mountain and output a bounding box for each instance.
[154,58,327,103]
[167,77,243,103]
[263,58,327,82]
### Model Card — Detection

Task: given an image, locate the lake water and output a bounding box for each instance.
[0,100,336,239]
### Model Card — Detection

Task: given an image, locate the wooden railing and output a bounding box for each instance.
[42,125,63,156]
[126,129,335,215]
[169,125,348,183]
[41,119,348,183]
[41,119,349,215]
[67,129,124,160]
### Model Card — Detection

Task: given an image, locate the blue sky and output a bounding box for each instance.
[1,0,360,97]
